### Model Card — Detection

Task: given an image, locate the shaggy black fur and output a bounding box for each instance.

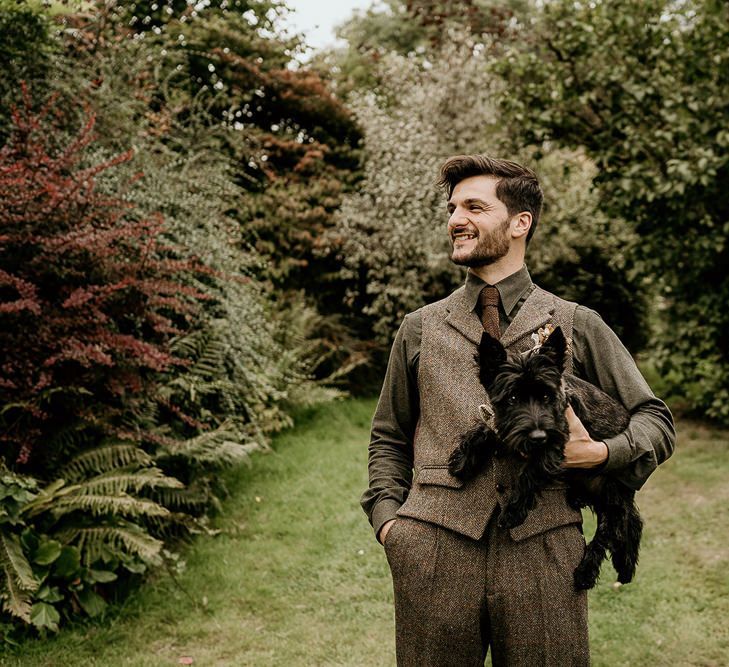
[448,327,643,591]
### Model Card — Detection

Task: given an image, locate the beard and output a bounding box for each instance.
[449,215,511,268]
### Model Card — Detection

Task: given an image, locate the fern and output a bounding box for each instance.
[1,564,33,622]
[52,494,170,519]
[189,337,229,378]
[56,524,164,566]
[0,532,38,622]
[21,479,79,519]
[42,415,96,463]
[77,467,183,496]
[169,329,208,360]
[155,424,258,468]
[59,443,153,482]
[149,485,212,512]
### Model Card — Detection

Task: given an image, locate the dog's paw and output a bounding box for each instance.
[616,571,635,585]
[447,448,470,480]
[614,558,637,585]
[573,561,599,591]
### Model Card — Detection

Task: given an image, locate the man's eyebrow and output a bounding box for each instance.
[447,197,493,209]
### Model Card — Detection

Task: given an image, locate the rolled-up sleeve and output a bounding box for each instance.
[572,306,675,490]
[360,311,421,541]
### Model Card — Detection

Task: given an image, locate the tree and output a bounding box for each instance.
[317,0,534,96]
[50,4,341,446]
[498,0,729,420]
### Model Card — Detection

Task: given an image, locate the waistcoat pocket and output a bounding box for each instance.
[416,465,464,488]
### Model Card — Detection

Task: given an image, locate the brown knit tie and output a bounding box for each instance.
[479,286,501,340]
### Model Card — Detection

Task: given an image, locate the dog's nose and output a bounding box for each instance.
[528,429,547,444]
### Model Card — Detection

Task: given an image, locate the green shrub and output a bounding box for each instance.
[0,91,208,635]
[0,1,55,143]
[0,450,178,638]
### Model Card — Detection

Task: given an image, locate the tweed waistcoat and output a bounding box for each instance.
[395,284,582,541]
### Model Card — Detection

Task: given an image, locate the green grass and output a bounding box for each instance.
[2,399,727,666]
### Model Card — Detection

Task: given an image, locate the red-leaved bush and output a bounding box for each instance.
[0,87,206,470]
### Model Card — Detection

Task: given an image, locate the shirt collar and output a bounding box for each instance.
[464,264,534,316]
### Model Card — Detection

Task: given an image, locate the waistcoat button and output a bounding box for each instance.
[496,483,506,493]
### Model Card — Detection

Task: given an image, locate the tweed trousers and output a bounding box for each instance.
[384,514,590,667]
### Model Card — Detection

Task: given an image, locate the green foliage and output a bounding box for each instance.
[320,0,535,95]
[0,0,352,637]
[117,0,364,373]
[498,0,729,419]
[0,1,55,143]
[526,151,649,352]
[60,0,361,379]
[0,532,38,623]
[68,0,362,317]
[42,9,343,490]
[332,42,493,343]
[0,444,184,636]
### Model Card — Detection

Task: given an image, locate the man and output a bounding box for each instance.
[361,155,675,666]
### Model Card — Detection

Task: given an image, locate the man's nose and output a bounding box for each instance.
[448,207,468,229]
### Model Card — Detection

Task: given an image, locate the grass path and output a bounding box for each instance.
[3,399,728,666]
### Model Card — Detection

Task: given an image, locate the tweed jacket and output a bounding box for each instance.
[393,283,582,541]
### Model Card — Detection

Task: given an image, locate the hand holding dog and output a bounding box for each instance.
[562,406,608,469]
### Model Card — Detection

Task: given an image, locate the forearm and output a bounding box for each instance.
[602,398,675,489]
[360,312,420,539]
[573,306,676,489]
[361,438,414,539]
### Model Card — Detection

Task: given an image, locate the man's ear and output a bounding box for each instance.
[478,331,507,390]
[539,326,566,372]
[511,211,532,241]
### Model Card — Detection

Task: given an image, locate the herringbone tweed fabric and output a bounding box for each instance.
[387,284,588,665]
[396,285,579,540]
[385,516,589,667]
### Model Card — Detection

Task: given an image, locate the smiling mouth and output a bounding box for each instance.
[452,231,477,244]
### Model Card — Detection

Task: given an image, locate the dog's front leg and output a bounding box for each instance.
[449,425,497,480]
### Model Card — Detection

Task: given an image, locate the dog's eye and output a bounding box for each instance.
[541,392,551,403]
[507,394,518,405]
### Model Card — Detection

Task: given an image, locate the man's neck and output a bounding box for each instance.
[468,253,525,285]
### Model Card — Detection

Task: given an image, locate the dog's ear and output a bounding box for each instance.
[539,326,567,372]
[478,331,507,390]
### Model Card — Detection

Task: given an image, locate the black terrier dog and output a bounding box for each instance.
[448,326,643,590]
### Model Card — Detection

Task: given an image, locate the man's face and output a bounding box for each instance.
[446,175,513,268]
